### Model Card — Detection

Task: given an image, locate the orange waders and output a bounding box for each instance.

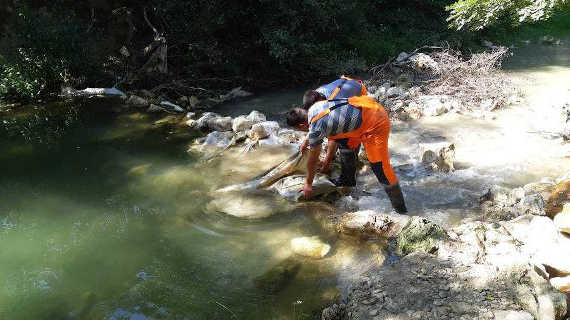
[310,96,398,185]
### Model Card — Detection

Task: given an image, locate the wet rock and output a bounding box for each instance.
[195,112,220,130]
[249,121,280,140]
[270,174,337,201]
[160,101,185,113]
[232,116,253,132]
[246,110,266,124]
[127,95,149,107]
[336,210,410,239]
[396,52,410,63]
[396,216,447,256]
[203,131,232,148]
[207,116,233,132]
[419,142,455,172]
[253,257,301,293]
[206,193,281,219]
[493,310,533,320]
[290,236,331,259]
[553,203,570,234]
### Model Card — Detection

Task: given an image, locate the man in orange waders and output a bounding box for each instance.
[301,76,368,188]
[286,95,408,214]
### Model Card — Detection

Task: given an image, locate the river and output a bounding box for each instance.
[0,40,569,320]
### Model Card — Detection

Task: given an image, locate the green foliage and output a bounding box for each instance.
[447,0,570,31]
[0,0,472,101]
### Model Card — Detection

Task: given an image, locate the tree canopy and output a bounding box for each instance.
[447,0,570,30]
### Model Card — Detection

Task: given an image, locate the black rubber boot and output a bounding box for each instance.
[334,146,357,187]
[384,182,408,214]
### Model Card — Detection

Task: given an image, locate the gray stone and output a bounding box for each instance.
[207,116,233,132]
[246,110,266,124]
[493,310,534,320]
[146,104,165,113]
[127,95,149,107]
[232,116,253,132]
[396,216,447,255]
[386,87,405,98]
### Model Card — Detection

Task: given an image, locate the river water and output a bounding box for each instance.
[1,41,569,320]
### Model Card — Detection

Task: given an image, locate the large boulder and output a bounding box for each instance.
[550,276,570,293]
[290,236,331,259]
[515,268,568,320]
[396,216,447,256]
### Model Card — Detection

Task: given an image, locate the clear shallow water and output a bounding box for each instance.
[1,40,570,320]
[0,102,384,320]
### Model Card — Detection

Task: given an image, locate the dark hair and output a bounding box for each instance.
[286,108,308,127]
[302,90,325,109]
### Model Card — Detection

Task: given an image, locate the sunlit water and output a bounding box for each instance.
[1,41,570,320]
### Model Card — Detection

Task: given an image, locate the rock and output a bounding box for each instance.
[128,164,152,176]
[249,121,280,140]
[290,236,331,259]
[207,116,232,132]
[203,131,232,149]
[521,194,547,216]
[396,216,447,256]
[419,142,455,172]
[493,310,534,320]
[127,95,149,107]
[270,174,337,201]
[146,104,165,113]
[545,180,570,218]
[527,268,568,320]
[553,203,570,234]
[416,95,460,117]
[386,87,405,98]
[232,116,253,132]
[186,112,196,119]
[205,192,283,219]
[321,304,346,320]
[185,119,197,128]
[195,112,220,130]
[407,53,439,73]
[396,52,410,63]
[258,134,281,148]
[550,276,570,293]
[481,99,499,112]
[336,210,410,239]
[253,257,301,293]
[246,110,266,124]
[160,100,185,113]
[221,87,253,101]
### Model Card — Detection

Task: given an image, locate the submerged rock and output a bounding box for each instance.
[290,236,331,259]
[270,174,337,201]
[253,257,301,293]
[203,131,232,149]
[205,193,281,219]
[396,216,447,256]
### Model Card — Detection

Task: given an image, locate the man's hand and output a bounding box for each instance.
[299,137,309,152]
[319,159,331,173]
[303,181,313,200]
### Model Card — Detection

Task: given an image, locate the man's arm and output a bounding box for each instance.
[304,144,322,199]
[320,139,337,173]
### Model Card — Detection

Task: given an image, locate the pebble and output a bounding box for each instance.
[369,309,379,316]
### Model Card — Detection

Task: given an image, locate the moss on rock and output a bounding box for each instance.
[396,216,448,256]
